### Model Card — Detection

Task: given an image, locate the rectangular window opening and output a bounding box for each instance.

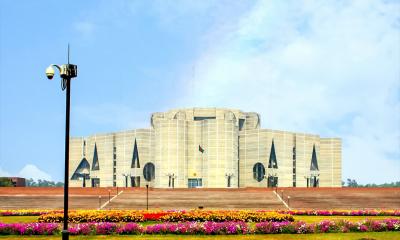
[194,116,216,121]
[239,119,245,131]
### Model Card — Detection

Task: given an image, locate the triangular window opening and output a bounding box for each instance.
[131,139,140,168]
[92,143,100,171]
[268,140,278,169]
[310,144,319,171]
[71,158,90,180]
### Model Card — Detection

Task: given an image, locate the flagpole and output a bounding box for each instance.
[201,123,204,186]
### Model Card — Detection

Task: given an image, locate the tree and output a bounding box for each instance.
[25,179,63,187]
[346,178,358,187]
[343,179,400,188]
[0,178,13,187]
[26,178,37,187]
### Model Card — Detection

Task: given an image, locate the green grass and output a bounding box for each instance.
[0,232,399,240]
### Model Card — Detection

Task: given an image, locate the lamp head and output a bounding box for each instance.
[46,65,55,80]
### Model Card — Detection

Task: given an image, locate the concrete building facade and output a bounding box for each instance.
[69,108,341,188]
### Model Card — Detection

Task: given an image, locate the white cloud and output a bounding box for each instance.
[18,164,52,181]
[74,21,96,39]
[178,0,400,184]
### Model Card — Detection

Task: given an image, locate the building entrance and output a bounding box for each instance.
[267,176,278,187]
[188,178,202,188]
[306,177,319,187]
[131,176,140,187]
[91,178,100,187]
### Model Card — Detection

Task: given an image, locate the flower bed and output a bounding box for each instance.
[0,219,399,235]
[159,210,293,222]
[255,219,400,233]
[278,209,400,216]
[0,222,59,235]
[0,210,63,216]
[38,210,294,223]
[2,209,399,217]
[38,210,145,223]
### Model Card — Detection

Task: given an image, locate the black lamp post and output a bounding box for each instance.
[81,173,89,188]
[146,184,149,210]
[123,174,130,188]
[82,174,86,188]
[98,196,101,209]
[45,47,77,240]
[108,189,111,202]
[167,173,176,189]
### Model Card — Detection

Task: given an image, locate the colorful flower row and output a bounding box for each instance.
[254,219,400,234]
[38,210,145,223]
[0,210,62,216]
[1,219,399,235]
[0,222,59,235]
[159,210,293,222]
[2,209,399,217]
[37,210,293,223]
[146,221,249,235]
[278,209,400,216]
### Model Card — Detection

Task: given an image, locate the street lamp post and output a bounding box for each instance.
[167,173,176,189]
[81,170,89,188]
[146,184,149,210]
[45,48,77,240]
[122,174,130,188]
[98,196,101,209]
[81,174,86,187]
[108,189,111,203]
[225,173,234,188]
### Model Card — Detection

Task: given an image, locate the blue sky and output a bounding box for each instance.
[0,0,399,184]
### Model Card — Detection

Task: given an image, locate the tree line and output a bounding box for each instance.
[0,178,64,187]
[26,178,64,187]
[344,179,400,187]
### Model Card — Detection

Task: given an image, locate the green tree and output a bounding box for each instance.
[0,178,13,187]
[346,178,358,187]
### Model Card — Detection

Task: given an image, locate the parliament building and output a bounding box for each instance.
[69,108,342,188]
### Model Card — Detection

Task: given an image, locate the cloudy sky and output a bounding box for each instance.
[0,0,399,184]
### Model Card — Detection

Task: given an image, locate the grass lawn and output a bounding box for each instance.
[0,232,399,240]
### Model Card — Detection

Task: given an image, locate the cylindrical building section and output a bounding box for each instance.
[152,111,187,188]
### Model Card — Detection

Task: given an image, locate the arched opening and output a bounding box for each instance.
[143,163,155,182]
[253,162,265,182]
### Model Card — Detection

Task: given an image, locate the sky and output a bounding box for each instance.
[0,0,399,184]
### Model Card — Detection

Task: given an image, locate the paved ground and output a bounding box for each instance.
[0,187,117,210]
[107,188,283,210]
[0,187,399,210]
